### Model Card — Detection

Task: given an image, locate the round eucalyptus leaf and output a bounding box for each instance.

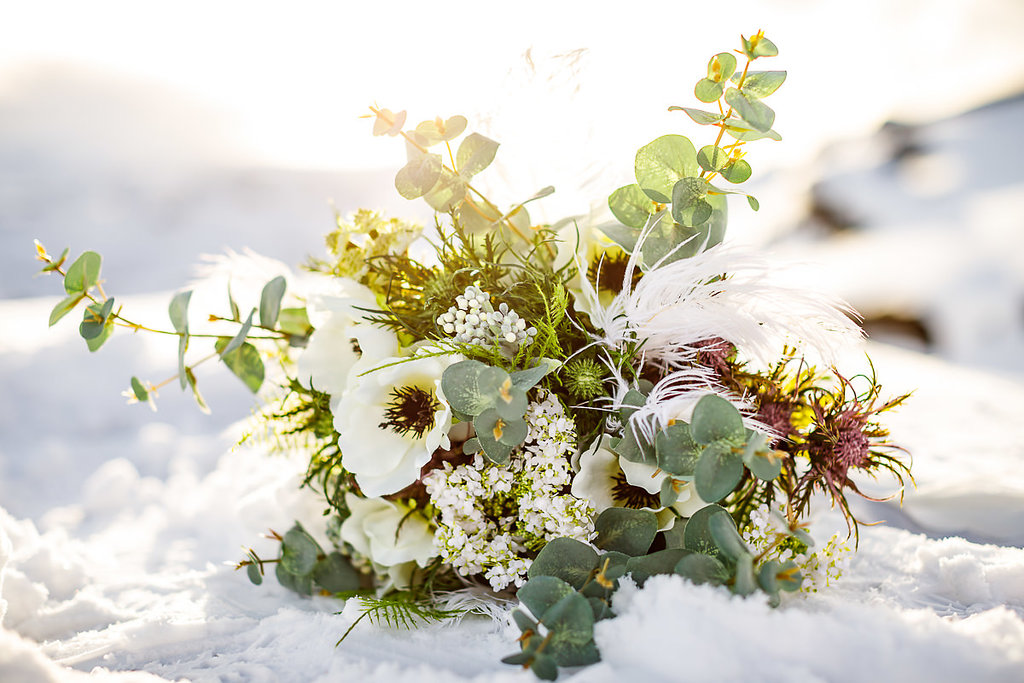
[691,394,746,444]
[694,77,723,103]
[634,134,699,203]
[528,537,599,589]
[674,552,729,586]
[720,159,752,184]
[280,524,321,576]
[694,441,745,504]
[594,507,658,556]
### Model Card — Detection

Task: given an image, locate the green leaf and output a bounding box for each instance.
[79,298,114,340]
[530,652,559,681]
[227,283,241,322]
[660,476,680,507]
[275,561,313,596]
[49,293,85,326]
[215,339,265,393]
[640,198,726,266]
[669,107,725,126]
[691,394,746,444]
[588,596,614,621]
[220,308,255,358]
[518,575,576,620]
[724,88,775,133]
[694,441,744,504]
[736,70,786,98]
[474,422,514,466]
[707,52,737,82]
[720,159,752,184]
[634,134,699,203]
[423,168,468,213]
[747,195,760,211]
[694,77,723,103]
[655,422,700,477]
[683,504,732,563]
[708,509,751,564]
[608,183,659,229]
[130,376,149,402]
[64,251,101,295]
[674,552,729,586]
[742,33,779,59]
[277,307,313,340]
[670,177,712,227]
[732,553,757,596]
[474,408,527,448]
[528,537,599,590]
[625,549,691,587]
[168,290,192,335]
[722,118,782,142]
[510,359,558,392]
[313,552,362,593]
[177,333,189,390]
[395,153,443,200]
[85,315,115,352]
[493,382,528,422]
[512,610,538,633]
[259,276,286,328]
[594,508,657,556]
[246,561,263,586]
[697,145,730,173]
[280,523,321,576]
[440,360,505,416]
[744,433,784,481]
[456,132,499,179]
[541,592,599,667]
[462,437,481,455]
[414,115,467,145]
[609,421,656,466]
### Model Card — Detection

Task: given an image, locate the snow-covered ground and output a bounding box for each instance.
[4,3,1024,679]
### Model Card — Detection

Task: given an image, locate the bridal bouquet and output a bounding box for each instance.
[36,32,910,680]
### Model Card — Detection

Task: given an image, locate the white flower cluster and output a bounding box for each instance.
[423,393,595,591]
[436,285,538,348]
[741,503,851,593]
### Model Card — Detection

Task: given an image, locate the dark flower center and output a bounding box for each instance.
[610,470,661,510]
[379,385,441,438]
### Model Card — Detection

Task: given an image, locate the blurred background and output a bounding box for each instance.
[2,0,1024,519]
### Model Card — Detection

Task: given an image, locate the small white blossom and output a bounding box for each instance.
[424,393,594,591]
[436,285,538,350]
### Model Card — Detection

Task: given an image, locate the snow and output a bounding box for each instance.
[5,4,1024,680]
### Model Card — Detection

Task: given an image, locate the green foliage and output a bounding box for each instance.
[593,507,657,556]
[527,538,599,589]
[259,275,287,328]
[635,134,699,203]
[215,339,265,393]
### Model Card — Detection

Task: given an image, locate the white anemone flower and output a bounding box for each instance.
[296,279,398,408]
[571,435,706,529]
[335,352,458,497]
[340,493,436,591]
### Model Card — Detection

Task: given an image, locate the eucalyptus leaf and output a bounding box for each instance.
[670,177,712,228]
[722,118,782,142]
[64,251,102,295]
[634,134,699,203]
[215,339,265,393]
[456,132,499,179]
[79,298,114,340]
[694,77,723,103]
[423,168,468,213]
[669,107,725,125]
[259,276,286,328]
[510,359,558,392]
[682,504,732,563]
[674,552,729,586]
[691,394,746,444]
[608,183,659,229]
[707,52,737,82]
[732,553,757,596]
[177,334,189,390]
[742,33,779,59]
[655,422,700,477]
[49,293,85,326]
[130,376,149,402]
[594,507,657,556]
[275,561,313,596]
[735,70,787,98]
[528,537,599,589]
[708,509,751,563]
[697,145,730,173]
[168,290,192,335]
[724,88,775,133]
[517,575,576,621]
[440,360,505,416]
[694,441,745,504]
[720,159,752,184]
[414,115,467,144]
[625,548,691,587]
[220,308,255,358]
[280,523,321,576]
[84,315,115,352]
[246,561,263,585]
[540,592,599,667]
[531,652,558,681]
[395,153,442,200]
[312,552,362,593]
